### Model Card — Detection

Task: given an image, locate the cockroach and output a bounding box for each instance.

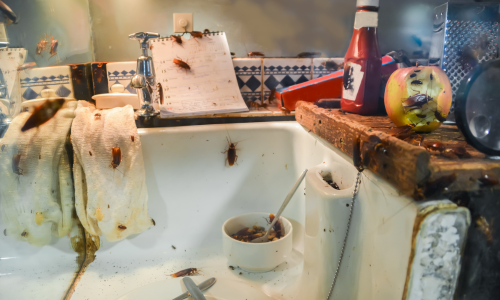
[21,98,65,132]
[234,227,253,237]
[280,107,291,115]
[118,225,127,230]
[430,73,434,81]
[110,147,121,169]
[157,82,163,105]
[230,52,235,56]
[387,125,414,140]
[478,174,499,187]
[151,218,156,226]
[48,35,58,59]
[94,113,101,120]
[423,141,446,153]
[3,229,6,236]
[297,52,321,58]
[434,110,447,122]
[17,62,36,72]
[203,29,211,34]
[89,151,92,156]
[190,31,204,39]
[268,88,276,104]
[173,57,191,73]
[248,52,265,57]
[94,63,105,83]
[449,146,471,159]
[260,103,268,110]
[273,217,285,238]
[131,135,135,142]
[36,34,48,56]
[21,231,28,237]
[322,60,340,72]
[172,245,176,249]
[410,73,417,78]
[416,114,426,119]
[250,101,260,110]
[352,135,363,172]
[229,266,235,270]
[223,136,238,167]
[268,213,275,224]
[170,35,182,47]
[411,80,423,85]
[476,216,494,244]
[421,173,457,198]
[12,153,23,175]
[403,94,429,108]
[171,268,200,278]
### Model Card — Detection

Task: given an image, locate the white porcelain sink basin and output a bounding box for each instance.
[0,121,470,300]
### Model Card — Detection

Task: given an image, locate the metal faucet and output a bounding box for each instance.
[129,32,160,117]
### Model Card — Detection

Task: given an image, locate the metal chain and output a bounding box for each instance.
[326,171,362,300]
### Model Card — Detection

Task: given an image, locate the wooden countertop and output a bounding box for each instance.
[295,101,500,199]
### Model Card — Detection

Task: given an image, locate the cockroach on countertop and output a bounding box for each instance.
[297,52,322,58]
[478,174,499,187]
[248,52,265,57]
[476,215,494,244]
[21,98,65,132]
[110,147,121,169]
[171,268,200,278]
[223,135,238,167]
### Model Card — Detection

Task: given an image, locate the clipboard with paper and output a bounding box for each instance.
[151,32,248,117]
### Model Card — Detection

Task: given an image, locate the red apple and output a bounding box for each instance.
[384,65,452,132]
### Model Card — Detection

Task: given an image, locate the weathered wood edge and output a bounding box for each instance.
[295,101,500,199]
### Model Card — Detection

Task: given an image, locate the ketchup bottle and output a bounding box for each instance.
[341,0,381,115]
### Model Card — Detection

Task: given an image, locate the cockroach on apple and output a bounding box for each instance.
[171,268,200,278]
[110,147,121,169]
[223,136,238,167]
[434,110,447,122]
[21,98,65,132]
[173,57,191,73]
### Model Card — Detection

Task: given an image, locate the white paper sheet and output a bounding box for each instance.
[151,32,248,117]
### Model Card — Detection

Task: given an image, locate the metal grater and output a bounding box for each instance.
[429,3,499,122]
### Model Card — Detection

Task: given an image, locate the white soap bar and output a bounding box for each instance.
[92,93,140,109]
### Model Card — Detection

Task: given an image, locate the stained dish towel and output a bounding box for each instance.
[71,102,153,242]
[0,102,76,246]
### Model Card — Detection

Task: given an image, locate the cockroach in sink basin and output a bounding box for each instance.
[222,132,239,167]
[170,268,200,278]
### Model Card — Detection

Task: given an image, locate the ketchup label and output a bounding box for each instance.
[342,61,364,101]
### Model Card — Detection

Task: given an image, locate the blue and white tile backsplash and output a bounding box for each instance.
[106,61,137,94]
[20,65,74,101]
[263,58,312,101]
[233,58,262,106]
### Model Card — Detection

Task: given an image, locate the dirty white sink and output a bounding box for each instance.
[1,121,469,300]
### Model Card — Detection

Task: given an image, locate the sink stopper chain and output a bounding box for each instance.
[326,171,361,300]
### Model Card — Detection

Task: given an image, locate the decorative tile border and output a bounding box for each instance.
[233,58,263,107]
[106,61,137,94]
[263,58,312,101]
[19,65,73,100]
[313,58,344,79]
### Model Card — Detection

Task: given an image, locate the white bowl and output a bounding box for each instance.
[222,212,293,272]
